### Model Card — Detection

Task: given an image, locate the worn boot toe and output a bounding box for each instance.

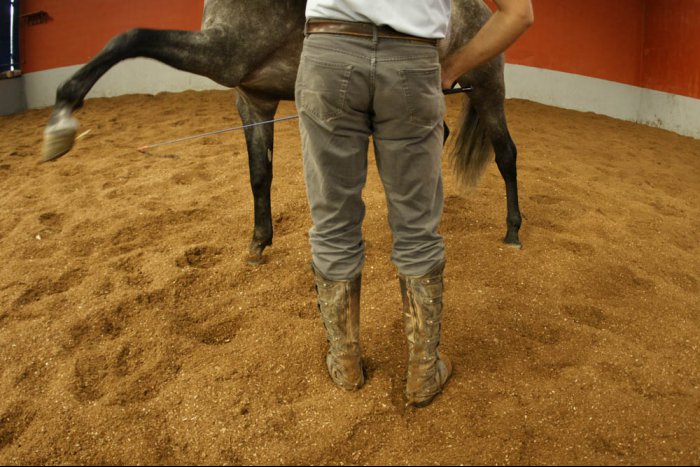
[327,353,365,391]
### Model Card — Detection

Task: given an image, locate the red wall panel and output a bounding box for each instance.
[642,0,700,99]
[19,0,700,100]
[21,0,203,73]
[486,0,700,99]
[502,0,646,87]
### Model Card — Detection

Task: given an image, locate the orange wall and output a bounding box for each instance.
[486,0,700,99]
[642,0,700,99]
[20,0,700,100]
[20,0,203,73]
[500,0,646,88]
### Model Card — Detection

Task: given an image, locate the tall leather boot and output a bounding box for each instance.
[312,265,365,391]
[400,262,452,407]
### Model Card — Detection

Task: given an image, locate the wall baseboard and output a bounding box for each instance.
[0,76,28,116]
[505,64,700,139]
[23,58,227,110]
[17,58,700,140]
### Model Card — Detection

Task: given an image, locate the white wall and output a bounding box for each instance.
[15,58,700,140]
[504,64,700,140]
[22,58,226,110]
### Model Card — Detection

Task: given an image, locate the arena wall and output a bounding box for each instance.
[9,0,700,138]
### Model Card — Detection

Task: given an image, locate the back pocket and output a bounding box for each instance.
[297,56,354,123]
[399,67,444,128]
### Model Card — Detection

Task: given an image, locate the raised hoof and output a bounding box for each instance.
[41,116,79,162]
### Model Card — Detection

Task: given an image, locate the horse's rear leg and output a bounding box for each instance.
[463,83,523,248]
[43,27,230,161]
[236,90,279,264]
[491,120,522,248]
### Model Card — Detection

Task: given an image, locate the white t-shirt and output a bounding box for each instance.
[306,0,452,39]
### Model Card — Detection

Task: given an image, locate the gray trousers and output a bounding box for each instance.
[295,31,446,281]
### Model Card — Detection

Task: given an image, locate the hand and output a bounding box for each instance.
[439,0,533,87]
[441,63,459,91]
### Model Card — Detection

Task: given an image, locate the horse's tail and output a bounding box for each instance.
[449,95,492,190]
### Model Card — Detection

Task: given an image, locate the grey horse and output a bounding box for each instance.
[42,0,522,264]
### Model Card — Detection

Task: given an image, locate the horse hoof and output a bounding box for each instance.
[246,253,265,265]
[503,226,523,250]
[246,245,266,265]
[503,234,522,250]
[42,116,79,162]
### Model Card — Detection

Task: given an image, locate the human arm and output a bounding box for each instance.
[441,0,534,89]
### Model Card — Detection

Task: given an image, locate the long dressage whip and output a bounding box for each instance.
[136,86,473,155]
[136,115,300,155]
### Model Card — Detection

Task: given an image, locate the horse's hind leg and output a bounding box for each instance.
[492,117,522,248]
[467,87,523,248]
[236,90,279,264]
[43,27,230,161]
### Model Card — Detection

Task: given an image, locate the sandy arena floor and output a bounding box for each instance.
[0,90,699,465]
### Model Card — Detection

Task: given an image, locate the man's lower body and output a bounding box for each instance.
[295,25,451,407]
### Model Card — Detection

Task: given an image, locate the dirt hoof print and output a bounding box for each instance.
[38,211,64,227]
[197,321,239,346]
[562,304,607,329]
[37,212,65,236]
[0,404,35,450]
[176,246,223,269]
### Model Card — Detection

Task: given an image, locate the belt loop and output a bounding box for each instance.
[372,24,378,44]
[304,18,310,38]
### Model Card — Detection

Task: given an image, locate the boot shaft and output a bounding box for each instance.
[400,262,445,361]
[400,262,451,407]
[313,268,362,355]
[311,265,364,391]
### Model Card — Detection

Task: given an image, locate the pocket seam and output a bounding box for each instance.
[299,57,354,122]
[399,67,443,127]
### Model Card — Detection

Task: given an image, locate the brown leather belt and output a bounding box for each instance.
[306,19,439,46]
